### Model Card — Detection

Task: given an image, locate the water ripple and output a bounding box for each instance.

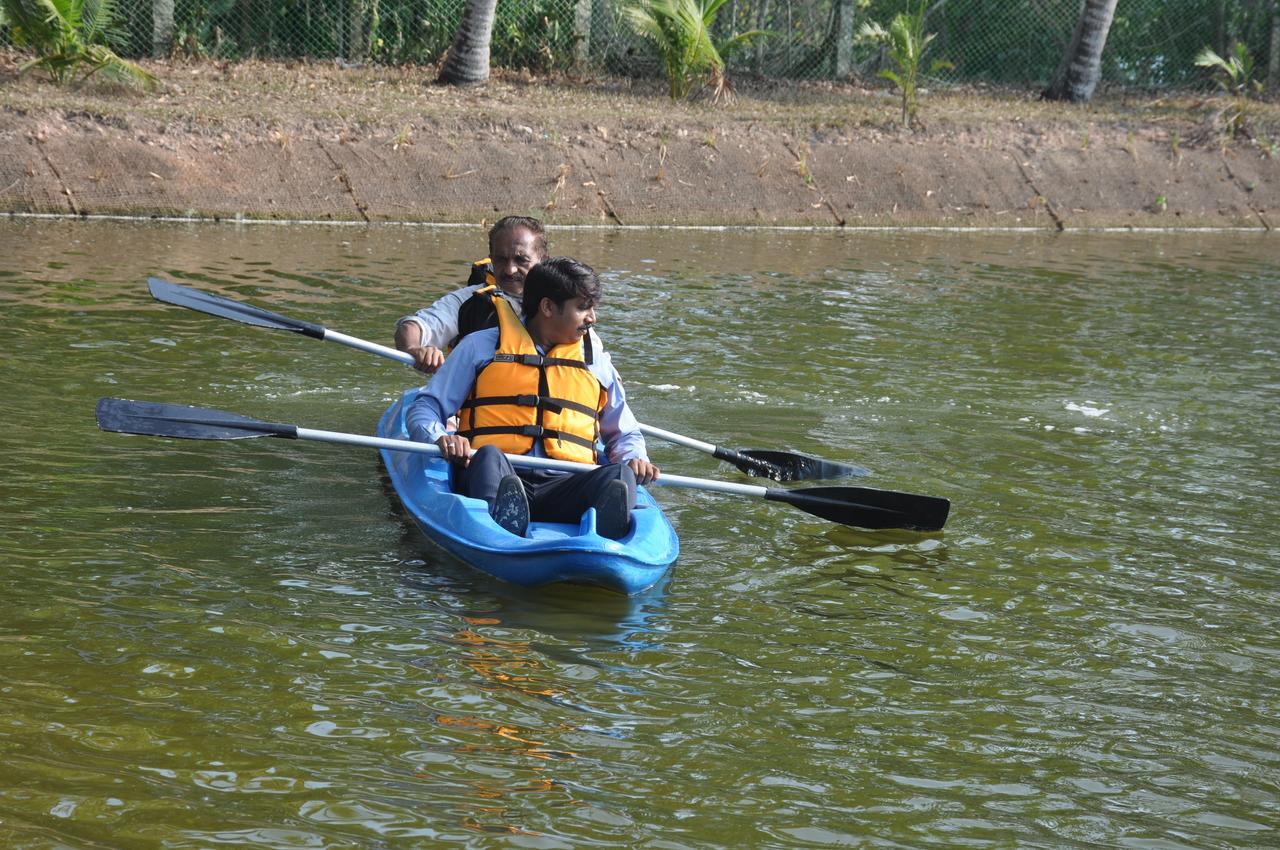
[3,222,1280,846]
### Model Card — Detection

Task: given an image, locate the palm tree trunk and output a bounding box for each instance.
[1042,0,1119,103]
[438,0,499,85]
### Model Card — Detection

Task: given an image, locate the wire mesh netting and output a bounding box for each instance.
[2,0,1277,90]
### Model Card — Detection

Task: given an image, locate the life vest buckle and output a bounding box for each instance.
[493,353,516,363]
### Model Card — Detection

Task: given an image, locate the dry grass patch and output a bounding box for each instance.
[2,54,1277,151]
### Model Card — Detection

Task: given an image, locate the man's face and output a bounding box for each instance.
[540,296,596,347]
[490,227,543,296]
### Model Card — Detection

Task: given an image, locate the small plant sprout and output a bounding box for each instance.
[1195,42,1265,139]
[391,125,414,150]
[1154,194,1167,212]
[624,0,769,102]
[858,2,953,130]
[792,151,814,186]
[1195,42,1264,98]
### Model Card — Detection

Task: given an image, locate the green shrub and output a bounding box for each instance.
[625,0,766,101]
[3,0,155,88]
[858,2,951,129]
[1195,42,1264,138]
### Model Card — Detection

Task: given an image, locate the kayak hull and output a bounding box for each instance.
[377,389,679,594]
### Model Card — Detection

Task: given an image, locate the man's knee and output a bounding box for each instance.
[471,444,505,466]
[456,444,511,501]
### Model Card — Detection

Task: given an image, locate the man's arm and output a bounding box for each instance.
[595,353,659,484]
[406,330,497,461]
[394,286,478,373]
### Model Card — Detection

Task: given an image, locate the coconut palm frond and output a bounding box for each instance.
[1193,46,1229,72]
[626,0,770,101]
[80,0,113,43]
[626,0,718,99]
[717,29,768,61]
[3,0,154,88]
[82,43,158,88]
[1195,42,1262,97]
[857,21,887,43]
[3,0,64,47]
[860,1,947,129]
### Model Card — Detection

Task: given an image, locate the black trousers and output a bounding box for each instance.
[455,444,637,524]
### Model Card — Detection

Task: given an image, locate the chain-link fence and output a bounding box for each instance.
[3,0,1277,90]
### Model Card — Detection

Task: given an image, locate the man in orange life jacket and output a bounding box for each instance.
[394,216,546,373]
[406,258,658,540]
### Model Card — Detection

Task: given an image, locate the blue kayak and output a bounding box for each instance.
[376,389,679,594]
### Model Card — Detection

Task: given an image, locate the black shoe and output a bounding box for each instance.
[595,480,631,540]
[492,474,529,537]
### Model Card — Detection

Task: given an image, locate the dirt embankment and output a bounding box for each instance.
[1,58,1277,229]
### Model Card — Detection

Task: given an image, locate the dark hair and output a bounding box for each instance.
[521,257,601,319]
[489,215,547,257]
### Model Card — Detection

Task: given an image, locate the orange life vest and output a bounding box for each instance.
[456,298,606,464]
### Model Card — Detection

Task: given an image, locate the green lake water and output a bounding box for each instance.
[1,219,1277,848]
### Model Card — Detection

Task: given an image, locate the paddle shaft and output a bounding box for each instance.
[636,422,714,453]
[262,427,936,527]
[299,427,769,497]
[96,397,948,530]
[146,278,824,477]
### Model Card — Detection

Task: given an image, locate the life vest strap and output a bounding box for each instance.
[492,352,590,370]
[460,394,599,418]
[459,424,598,451]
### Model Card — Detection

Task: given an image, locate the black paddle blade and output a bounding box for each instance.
[767,485,950,531]
[148,277,326,339]
[96,398,297,441]
[737,449,870,482]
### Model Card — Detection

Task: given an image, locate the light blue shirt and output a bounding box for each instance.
[396,284,521,349]
[406,326,648,464]
[398,285,606,352]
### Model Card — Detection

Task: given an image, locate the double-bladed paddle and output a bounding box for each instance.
[146,277,869,482]
[96,398,950,531]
